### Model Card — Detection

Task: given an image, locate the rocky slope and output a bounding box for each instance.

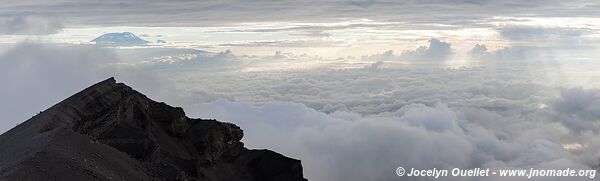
[0,78,307,181]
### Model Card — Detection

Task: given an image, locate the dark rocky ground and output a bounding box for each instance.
[0,78,307,181]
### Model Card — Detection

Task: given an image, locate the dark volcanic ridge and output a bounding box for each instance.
[0,78,307,181]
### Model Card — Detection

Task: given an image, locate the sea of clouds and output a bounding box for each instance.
[1,41,600,181]
[182,64,600,181]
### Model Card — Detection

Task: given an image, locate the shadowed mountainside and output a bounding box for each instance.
[0,77,306,181]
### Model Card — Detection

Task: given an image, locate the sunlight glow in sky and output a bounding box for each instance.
[1,16,597,59]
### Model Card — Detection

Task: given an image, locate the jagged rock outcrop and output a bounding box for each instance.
[0,78,307,181]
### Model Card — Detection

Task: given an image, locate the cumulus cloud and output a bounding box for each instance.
[361,50,397,62]
[0,15,63,35]
[189,98,598,180]
[467,25,597,61]
[357,39,453,62]
[468,44,491,60]
[468,44,546,61]
[554,88,600,132]
[400,38,453,61]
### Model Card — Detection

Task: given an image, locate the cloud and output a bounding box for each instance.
[2,40,600,181]
[358,39,453,62]
[1,0,595,28]
[468,44,545,61]
[137,49,252,72]
[468,44,491,60]
[190,100,482,180]
[288,30,332,37]
[138,34,163,38]
[465,26,597,62]
[554,88,600,132]
[0,42,180,132]
[360,50,397,61]
[142,55,600,180]
[0,15,63,35]
[170,63,553,115]
[400,38,453,61]
[498,26,583,42]
[189,98,595,181]
[218,39,344,48]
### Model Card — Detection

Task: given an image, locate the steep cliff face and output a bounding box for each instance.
[0,78,307,181]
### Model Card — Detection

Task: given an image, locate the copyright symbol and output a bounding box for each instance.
[396,167,405,176]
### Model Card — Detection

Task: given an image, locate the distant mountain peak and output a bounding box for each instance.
[91,32,150,45]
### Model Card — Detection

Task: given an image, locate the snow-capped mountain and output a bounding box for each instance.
[91,32,150,46]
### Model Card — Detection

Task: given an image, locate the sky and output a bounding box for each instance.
[1,0,600,57]
[2,1,600,181]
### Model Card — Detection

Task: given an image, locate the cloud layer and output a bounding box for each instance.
[0,15,63,35]
[189,93,600,180]
[2,0,598,27]
[2,41,600,180]
[155,52,600,180]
